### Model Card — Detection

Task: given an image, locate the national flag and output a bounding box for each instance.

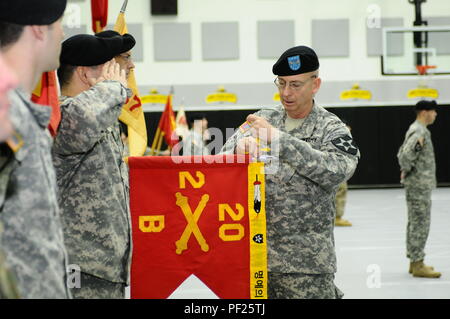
[239,120,252,134]
[128,155,268,299]
[150,94,178,154]
[90,0,108,33]
[113,0,148,156]
[31,71,60,137]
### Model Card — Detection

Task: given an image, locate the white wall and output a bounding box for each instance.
[64,0,450,106]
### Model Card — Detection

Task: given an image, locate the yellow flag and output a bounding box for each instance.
[114,9,148,157]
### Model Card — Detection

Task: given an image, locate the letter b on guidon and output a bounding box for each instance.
[139,215,165,233]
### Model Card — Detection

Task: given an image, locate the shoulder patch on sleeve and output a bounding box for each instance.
[331,135,358,155]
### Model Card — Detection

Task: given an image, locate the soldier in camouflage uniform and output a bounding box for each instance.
[183,113,210,156]
[53,33,134,298]
[0,48,21,299]
[221,46,359,298]
[0,0,71,298]
[335,123,353,227]
[397,100,441,278]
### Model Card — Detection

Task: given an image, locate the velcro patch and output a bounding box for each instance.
[415,141,423,152]
[331,135,358,155]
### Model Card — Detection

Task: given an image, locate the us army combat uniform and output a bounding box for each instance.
[0,89,71,299]
[335,182,347,219]
[182,130,210,156]
[0,143,20,299]
[222,103,360,298]
[397,120,436,262]
[52,81,132,299]
[0,221,20,299]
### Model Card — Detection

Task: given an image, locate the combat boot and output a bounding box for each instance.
[335,217,352,226]
[409,261,434,274]
[410,260,441,278]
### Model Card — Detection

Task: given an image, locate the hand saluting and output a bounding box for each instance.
[87,59,128,88]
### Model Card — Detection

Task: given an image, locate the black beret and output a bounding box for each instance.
[415,100,437,111]
[0,0,67,26]
[95,30,136,54]
[273,45,319,76]
[60,32,135,67]
[189,113,207,123]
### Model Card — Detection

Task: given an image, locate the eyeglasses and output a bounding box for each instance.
[274,75,317,90]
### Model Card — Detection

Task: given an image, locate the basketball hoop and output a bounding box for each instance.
[416,65,436,75]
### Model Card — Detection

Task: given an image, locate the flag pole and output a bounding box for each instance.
[120,0,128,13]
[150,128,161,155]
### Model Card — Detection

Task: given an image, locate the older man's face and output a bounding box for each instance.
[0,53,18,141]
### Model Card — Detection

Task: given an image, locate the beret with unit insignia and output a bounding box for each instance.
[273,45,320,76]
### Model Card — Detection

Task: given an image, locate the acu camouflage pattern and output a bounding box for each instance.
[52,81,132,284]
[71,272,125,299]
[0,89,70,298]
[335,182,348,219]
[397,120,436,262]
[222,103,360,277]
[397,120,436,190]
[0,220,20,299]
[406,188,431,262]
[0,145,20,299]
[268,272,343,299]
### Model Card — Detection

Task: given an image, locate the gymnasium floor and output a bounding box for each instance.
[126,187,450,299]
[334,187,450,299]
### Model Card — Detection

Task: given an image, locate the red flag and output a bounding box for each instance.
[150,95,178,154]
[129,155,268,299]
[31,71,60,137]
[91,0,108,33]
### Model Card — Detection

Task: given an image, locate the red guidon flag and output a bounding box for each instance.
[129,155,267,299]
[90,0,108,33]
[31,71,60,137]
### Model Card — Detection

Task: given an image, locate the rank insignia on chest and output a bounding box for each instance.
[6,131,24,153]
[331,135,358,155]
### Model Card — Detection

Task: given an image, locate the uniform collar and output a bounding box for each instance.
[279,100,319,137]
[14,88,51,129]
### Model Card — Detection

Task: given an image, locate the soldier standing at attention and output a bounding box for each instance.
[0,49,20,299]
[221,46,360,298]
[54,33,134,298]
[397,100,441,278]
[0,0,71,299]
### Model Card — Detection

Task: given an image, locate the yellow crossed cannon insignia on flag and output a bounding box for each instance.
[175,192,210,255]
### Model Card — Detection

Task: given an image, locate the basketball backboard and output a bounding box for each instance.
[381,25,450,75]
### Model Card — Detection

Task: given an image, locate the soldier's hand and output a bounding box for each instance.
[247,114,279,143]
[236,136,259,157]
[103,59,127,88]
[88,60,127,88]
